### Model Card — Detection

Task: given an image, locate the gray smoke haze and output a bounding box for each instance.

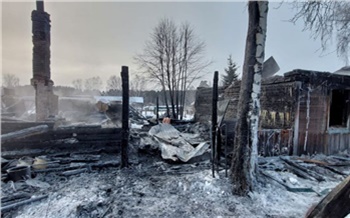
[2,2,344,88]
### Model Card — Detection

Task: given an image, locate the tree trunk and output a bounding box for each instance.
[230,1,268,195]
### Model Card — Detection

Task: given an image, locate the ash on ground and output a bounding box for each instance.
[2,123,350,218]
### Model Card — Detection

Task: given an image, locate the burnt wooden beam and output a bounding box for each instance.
[1,127,122,145]
[306,176,350,218]
[54,155,100,164]
[1,141,120,157]
[261,171,315,193]
[295,157,347,176]
[1,193,32,206]
[121,66,129,168]
[34,160,121,174]
[2,140,121,153]
[211,71,218,177]
[34,165,88,173]
[284,163,316,181]
[281,157,325,182]
[156,94,159,124]
[0,125,49,143]
[1,195,48,213]
[60,168,88,176]
[0,121,55,134]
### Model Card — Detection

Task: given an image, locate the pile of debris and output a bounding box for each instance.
[142,123,210,162]
[1,149,349,217]
[1,111,349,217]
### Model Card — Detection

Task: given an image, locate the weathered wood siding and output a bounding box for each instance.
[223,70,350,156]
[288,70,350,155]
[259,81,297,129]
[194,87,224,123]
[258,129,293,157]
[297,83,329,154]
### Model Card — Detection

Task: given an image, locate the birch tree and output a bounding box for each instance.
[291,1,350,65]
[130,75,146,96]
[230,1,268,195]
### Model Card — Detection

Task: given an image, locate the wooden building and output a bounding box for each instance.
[221,69,350,156]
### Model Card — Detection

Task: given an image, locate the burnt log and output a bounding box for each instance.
[54,155,100,164]
[60,168,88,176]
[211,71,218,177]
[0,125,49,143]
[296,157,347,176]
[1,195,48,213]
[306,176,350,218]
[90,160,120,169]
[281,157,325,182]
[284,163,316,181]
[1,193,31,205]
[33,165,88,173]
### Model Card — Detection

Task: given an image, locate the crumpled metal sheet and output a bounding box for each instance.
[148,124,209,162]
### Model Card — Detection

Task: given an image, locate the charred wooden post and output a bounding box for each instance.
[156,94,159,124]
[121,66,129,168]
[217,124,222,164]
[211,71,219,177]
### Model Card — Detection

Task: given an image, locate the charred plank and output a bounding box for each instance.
[306,176,350,218]
[0,125,49,143]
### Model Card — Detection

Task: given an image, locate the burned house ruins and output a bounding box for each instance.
[1,1,350,217]
[199,69,350,156]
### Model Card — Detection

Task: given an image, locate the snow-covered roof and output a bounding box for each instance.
[94,96,144,104]
[333,66,350,76]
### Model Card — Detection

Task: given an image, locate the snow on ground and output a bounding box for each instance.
[4,156,345,218]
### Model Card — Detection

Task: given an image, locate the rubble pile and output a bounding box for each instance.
[1,106,350,217]
[1,128,350,217]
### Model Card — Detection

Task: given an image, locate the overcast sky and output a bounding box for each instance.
[2,1,345,89]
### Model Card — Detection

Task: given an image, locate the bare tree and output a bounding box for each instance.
[2,74,20,88]
[72,79,83,91]
[130,74,146,96]
[291,1,350,65]
[135,18,211,119]
[84,76,103,91]
[106,75,122,91]
[231,1,268,195]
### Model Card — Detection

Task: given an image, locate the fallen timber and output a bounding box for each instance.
[260,171,315,193]
[0,125,49,143]
[295,157,348,176]
[280,157,326,182]
[1,195,48,213]
[306,176,350,218]
[1,125,122,153]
